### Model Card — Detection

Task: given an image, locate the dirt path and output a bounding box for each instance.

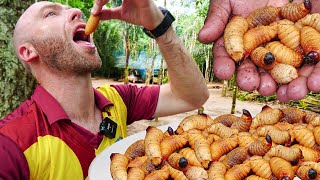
[92,78,287,135]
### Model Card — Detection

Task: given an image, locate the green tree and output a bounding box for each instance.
[176,8,213,82]
[0,0,37,118]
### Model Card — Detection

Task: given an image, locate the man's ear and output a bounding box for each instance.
[18,43,38,63]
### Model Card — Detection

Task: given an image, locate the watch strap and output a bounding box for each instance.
[143,7,175,38]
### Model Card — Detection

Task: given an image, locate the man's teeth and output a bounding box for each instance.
[77,28,85,32]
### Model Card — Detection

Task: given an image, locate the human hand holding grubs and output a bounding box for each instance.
[198,0,320,102]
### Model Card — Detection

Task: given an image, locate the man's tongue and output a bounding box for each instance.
[75,40,91,45]
[75,40,95,48]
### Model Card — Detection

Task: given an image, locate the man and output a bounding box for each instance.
[0,0,209,179]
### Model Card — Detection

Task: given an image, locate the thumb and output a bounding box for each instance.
[99,7,122,21]
[198,0,231,44]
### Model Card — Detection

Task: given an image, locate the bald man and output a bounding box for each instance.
[0,0,208,179]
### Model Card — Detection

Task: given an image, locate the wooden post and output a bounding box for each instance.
[231,74,237,114]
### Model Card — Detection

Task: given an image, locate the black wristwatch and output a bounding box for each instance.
[143,7,175,39]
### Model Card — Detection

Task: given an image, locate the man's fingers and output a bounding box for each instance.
[99,7,122,21]
[198,0,231,44]
[213,36,229,58]
[212,37,236,80]
[91,0,109,15]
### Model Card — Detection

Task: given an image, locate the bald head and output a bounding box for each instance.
[13,1,57,73]
[12,1,101,78]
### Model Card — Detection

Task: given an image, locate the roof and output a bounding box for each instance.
[115,51,166,69]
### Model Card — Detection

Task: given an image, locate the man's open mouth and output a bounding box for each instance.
[73,29,90,43]
[73,25,93,47]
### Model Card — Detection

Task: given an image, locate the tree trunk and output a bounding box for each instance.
[145,40,156,85]
[230,74,237,114]
[158,59,164,85]
[205,47,211,82]
[124,27,130,84]
[0,1,37,118]
[222,80,228,97]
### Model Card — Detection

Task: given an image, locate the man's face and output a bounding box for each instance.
[21,2,102,75]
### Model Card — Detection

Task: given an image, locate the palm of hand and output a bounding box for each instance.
[95,0,162,30]
[116,0,153,26]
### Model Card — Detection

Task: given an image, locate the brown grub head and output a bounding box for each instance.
[179,157,188,168]
[146,126,153,132]
[242,109,252,118]
[303,55,315,64]
[167,126,175,135]
[264,52,275,65]
[307,51,319,62]
[308,168,318,179]
[110,153,117,159]
[304,0,312,10]
[265,134,272,145]
[262,105,271,111]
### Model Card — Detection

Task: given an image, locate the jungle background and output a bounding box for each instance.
[1,0,319,119]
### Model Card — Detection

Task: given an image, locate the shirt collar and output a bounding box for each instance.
[31,85,113,125]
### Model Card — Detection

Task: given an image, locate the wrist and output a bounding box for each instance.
[143,7,175,39]
[148,8,165,30]
[155,27,177,44]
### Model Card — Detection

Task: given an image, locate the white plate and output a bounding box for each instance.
[88,121,180,180]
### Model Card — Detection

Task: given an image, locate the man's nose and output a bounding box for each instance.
[67,8,82,22]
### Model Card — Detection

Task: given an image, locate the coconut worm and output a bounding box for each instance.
[85,14,100,35]
[125,140,145,160]
[301,26,320,62]
[210,135,238,161]
[249,156,272,179]
[208,161,227,180]
[244,24,278,58]
[281,0,311,22]
[110,153,129,180]
[277,19,302,53]
[266,41,303,68]
[250,47,277,70]
[270,63,298,84]
[270,157,295,180]
[144,126,164,166]
[224,16,249,62]
[299,13,320,32]
[246,6,281,29]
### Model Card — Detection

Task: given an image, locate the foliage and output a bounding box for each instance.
[288,93,320,112]
[237,91,277,103]
[48,0,93,18]
[93,21,122,77]
[237,90,320,113]
[0,1,37,118]
[195,0,209,18]
[175,12,212,77]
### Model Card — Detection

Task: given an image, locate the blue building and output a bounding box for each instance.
[115,51,165,83]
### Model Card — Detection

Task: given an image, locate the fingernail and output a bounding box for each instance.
[91,4,97,14]
[91,8,95,14]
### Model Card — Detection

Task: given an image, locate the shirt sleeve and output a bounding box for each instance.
[0,133,29,180]
[111,84,160,125]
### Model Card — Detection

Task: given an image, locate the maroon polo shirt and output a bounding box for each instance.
[0,84,160,178]
[0,133,29,180]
